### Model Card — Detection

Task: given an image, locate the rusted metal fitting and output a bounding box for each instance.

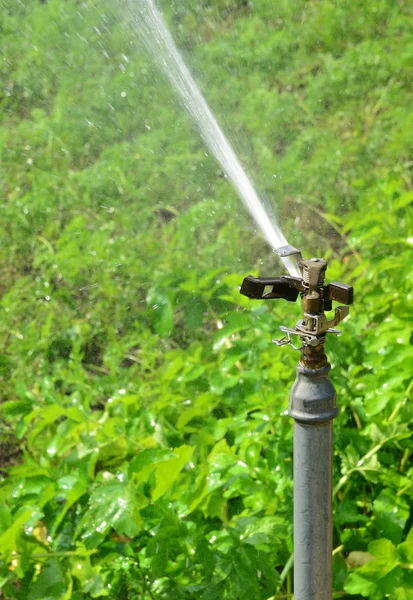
[300,338,328,369]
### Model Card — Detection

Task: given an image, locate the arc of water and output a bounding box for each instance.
[125,0,299,276]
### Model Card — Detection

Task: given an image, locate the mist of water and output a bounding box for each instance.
[124,0,299,276]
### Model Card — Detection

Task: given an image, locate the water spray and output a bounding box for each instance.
[241,245,354,600]
[126,0,300,277]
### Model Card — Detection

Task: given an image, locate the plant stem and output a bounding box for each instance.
[333,544,344,556]
[388,378,413,423]
[333,435,399,498]
[278,552,294,591]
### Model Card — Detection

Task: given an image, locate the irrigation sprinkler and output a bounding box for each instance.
[240,245,354,600]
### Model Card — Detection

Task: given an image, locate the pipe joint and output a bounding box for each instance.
[288,363,338,424]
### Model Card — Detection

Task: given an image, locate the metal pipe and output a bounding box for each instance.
[289,362,338,600]
[293,420,333,600]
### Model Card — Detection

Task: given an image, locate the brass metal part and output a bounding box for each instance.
[302,293,321,315]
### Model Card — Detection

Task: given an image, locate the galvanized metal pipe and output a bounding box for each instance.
[289,362,338,600]
[293,421,333,599]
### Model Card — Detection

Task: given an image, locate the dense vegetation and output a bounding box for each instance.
[1,0,413,598]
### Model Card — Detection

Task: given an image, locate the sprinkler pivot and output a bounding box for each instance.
[240,246,354,600]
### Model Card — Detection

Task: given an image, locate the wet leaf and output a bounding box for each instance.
[81,482,145,543]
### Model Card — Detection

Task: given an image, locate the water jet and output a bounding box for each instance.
[125,0,300,276]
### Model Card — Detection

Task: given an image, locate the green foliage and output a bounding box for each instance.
[0,0,412,598]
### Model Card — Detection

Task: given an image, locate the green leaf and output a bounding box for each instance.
[81,482,146,544]
[373,489,410,544]
[345,538,400,597]
[128,448,173,484]
[184,297,207,330]
[152,445,194,502]
[0,505,41,556]
[26,404,66,442]
[343,572,378,598]
[0,504,12,535]
[365,391,392,416]
[147,287,174,337]
[51,477,88,536]
[393,587,413,600]
[27,559,67,600]
[397,527,413,563]
[0,400,32,417]
[182,364,206,382]
[83,574,110,598]
[360,539,398,575]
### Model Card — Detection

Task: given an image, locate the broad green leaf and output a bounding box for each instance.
[365,391,392,416]
[27,559,67,600]
[397,527,413,563]
[0,505,42,555]
[373,489,409,544]
[344,572,378,597]
[128,448,173,484]
[27,404,66,442]
[0,400,32,417]
[81,482,145,544]
[360,538,398,575]
[147,287,174,337]
[51,478,88,536]
[152,445,194,501]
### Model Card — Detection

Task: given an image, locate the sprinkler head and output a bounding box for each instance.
[240,245,353,354]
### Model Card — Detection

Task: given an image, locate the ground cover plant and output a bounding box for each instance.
[0,0,413,598]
